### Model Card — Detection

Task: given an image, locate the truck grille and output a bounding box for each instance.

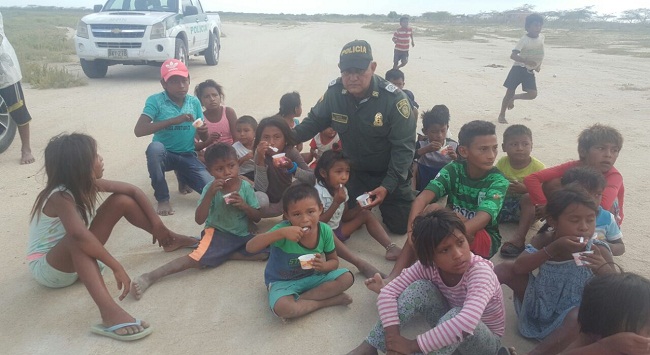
[91,24,146,38]
[96,42,142,49]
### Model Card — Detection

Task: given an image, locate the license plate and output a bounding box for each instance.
[108,49,127,58]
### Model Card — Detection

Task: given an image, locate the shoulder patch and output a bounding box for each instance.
[396,99,411,119]
[328,78,341,87]
[385,83,397,93]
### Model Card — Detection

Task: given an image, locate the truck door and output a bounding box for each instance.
[180,0,199,52]
[192,0,210,48]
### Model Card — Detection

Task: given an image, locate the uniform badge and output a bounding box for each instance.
[373,112,383,127]
[371,91,379,97]
[396,99,411,119]
[332,113,348,124]
[328,79,337,87]
[385,83,397,93]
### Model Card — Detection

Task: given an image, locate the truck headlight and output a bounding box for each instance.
[76,21,89,39]
[150,22,166,39]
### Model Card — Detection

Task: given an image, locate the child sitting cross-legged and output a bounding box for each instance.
[132,143,265,299]
[497,124,545,258]
[348,209,506,355]
[246,183,354,319]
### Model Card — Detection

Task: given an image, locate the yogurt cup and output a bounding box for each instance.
[298,254,316,269]
[223,192,235,204]
[272,153,287,167]
[572,250,594,266]
[356,193,371,207]
[192,118,203,128]
[439,145,450,155]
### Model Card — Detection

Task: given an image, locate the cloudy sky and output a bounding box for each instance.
[4,0,645,15]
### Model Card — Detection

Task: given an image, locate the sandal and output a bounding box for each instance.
[500,242,524,258]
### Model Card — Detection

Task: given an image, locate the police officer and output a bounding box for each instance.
[294,40,416,235]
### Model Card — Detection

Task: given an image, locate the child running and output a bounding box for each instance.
[497,124,545,258]
[560,273,650,355]
[413,105,458,191]
[27,133,196,340]
[254,116,312,218]
[524,124,624,225]
[232,115,257,183]
[314,150,399,276]
[498,13,545,124]
[278,91,303,152]
[132,144,264,299]
[348,209,505,355]
[246,183,354,319]
[495,186,617,355]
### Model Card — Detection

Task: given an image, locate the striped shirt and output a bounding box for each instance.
[393,27,412,51]
[377,254,505,353]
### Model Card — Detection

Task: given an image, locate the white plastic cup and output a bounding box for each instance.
[192,118,203,128]
[223,192,234,204]
[356,193,371,207]
[272,153,287,167]
[572,250,594,266]
[298,254,315,269]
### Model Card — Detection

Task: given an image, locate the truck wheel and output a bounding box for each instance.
[205,32,220,66]
[0,95,17,154]
[175,39,189,66]
[80,59,108,78]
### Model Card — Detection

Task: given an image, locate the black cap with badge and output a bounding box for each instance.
[339,40,373,71]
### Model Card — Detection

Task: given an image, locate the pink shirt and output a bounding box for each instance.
[377,254,505,353]
[204,105,233,145]
[523,160,625,223]
[393,27,412,51]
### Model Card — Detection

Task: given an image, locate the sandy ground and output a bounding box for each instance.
[1,22,649,354]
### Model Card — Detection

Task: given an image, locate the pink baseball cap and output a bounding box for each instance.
[161,59,189,82]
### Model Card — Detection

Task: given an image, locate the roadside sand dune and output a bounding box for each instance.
[0,22,648,354]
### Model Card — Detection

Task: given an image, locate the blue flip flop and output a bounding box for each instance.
[90,319,153,341]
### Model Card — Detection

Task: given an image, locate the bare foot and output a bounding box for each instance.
[498,114,508,124]
[156,201,175,216]
[162,234,198,252]
[178,182,192,195]
[364,273,386,294]
[346,341,379,355]
[384,243,402,261]
[356,260,385,279]
[507,99,515,110]
[331,292,353,307]
[497,346,517,355]
[132,274,152,300]
[229,252,269,261]
[20,150,35,165]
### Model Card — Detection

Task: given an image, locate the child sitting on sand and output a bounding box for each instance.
[246,183,354,319]
[348,209,506,355]
[232,115,257,183]
[413,105,458,191]
[132,144,264,299]
[303,127,342,168]
[497,124,545,258]
[28,133,196,341]
[278,91,303,152]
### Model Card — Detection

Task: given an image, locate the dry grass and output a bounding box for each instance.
[618,83,650,91]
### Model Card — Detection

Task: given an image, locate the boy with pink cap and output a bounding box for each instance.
[134,59,211,216]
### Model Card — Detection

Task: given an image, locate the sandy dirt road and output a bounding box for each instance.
[1,21,649,354]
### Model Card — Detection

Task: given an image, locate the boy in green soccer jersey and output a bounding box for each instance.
[366,120,509,292]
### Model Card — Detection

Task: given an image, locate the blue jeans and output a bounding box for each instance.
[145,141,212,202]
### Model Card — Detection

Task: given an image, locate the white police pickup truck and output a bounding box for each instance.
[75,0,221,78]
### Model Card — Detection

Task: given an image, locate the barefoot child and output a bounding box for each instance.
[314,150,399,277]
[246,183,354,319]
[413,105,458,191]
[28,133,195,340]
[232,115,257,183]
[495,187,617,355]
[497,124,545,258]
[498,13,545,124]
[349,209,505,355]
[560,273,650,355]
[134,58,212,215]
[254,116,313,218]
[132,144,263,299]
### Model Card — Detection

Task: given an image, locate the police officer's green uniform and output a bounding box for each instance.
[294,74,416,234]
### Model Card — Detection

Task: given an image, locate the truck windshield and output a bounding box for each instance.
[102,0,178,12]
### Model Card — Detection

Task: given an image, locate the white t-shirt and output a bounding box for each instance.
[0,12,22,89]
[513,33,545,71]
[232,141,255,175]
[314,182,348,230]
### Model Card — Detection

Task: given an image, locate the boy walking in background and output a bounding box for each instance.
[134,58,212,216]
[496,124,545,258]
[498,13,545,124]
[392,16,414,69]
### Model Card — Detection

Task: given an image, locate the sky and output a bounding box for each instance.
[4,0,646,16]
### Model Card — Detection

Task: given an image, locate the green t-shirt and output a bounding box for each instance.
[198,179,259,236]
[425,161,509,257]
[263,221,336,285]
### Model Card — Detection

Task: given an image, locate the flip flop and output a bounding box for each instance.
[90,319,153,341]
[497,346,516,355]
[500,242,524,258]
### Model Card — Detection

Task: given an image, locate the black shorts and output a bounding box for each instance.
[393,49,409,64]
[503,66,537,92]
[0,82,32,126]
